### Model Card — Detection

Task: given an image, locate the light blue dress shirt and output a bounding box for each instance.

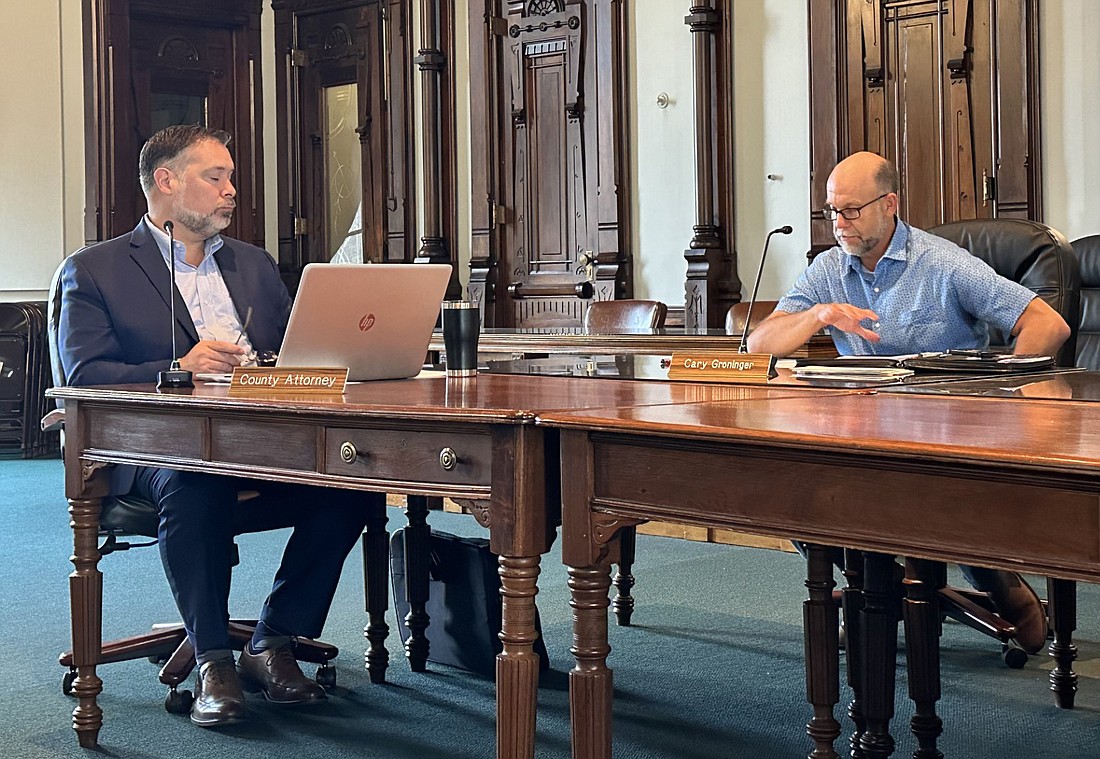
[145,217,254,355]
[776,220,1037,355]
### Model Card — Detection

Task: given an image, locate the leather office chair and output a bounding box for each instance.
[925,218,1080,667]
[1072,235,1100,369]
[583,299,668,334]
[46,262,340,713]
[725,300,779,336]
[930,218,1080,366]
[581,299,668,625]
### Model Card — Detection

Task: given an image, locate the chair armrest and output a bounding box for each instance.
[41,408,66,432]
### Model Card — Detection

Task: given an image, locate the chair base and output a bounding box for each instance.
[59,619,339,709]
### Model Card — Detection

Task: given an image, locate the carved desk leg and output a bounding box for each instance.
[612,525,636,626]
[858,552,898,759]
[498,554,542,759]
[803,545,841,759]
[569,561,613,759]
[1047,577,1077,709]
[69,496,104,749]
[903,558,943,759]
[362,494,390,683]
[403,495,432,672]
[842,548,866,759]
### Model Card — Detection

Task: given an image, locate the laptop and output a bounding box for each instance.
[276,263,452,381]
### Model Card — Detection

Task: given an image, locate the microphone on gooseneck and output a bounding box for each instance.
[156,219,194,390]
[737,225,794,353]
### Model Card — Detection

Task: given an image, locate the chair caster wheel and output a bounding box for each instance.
[316,664,336,688]
[1002,644,1029,669]
[62,670,77,697]
[164,687,194,714]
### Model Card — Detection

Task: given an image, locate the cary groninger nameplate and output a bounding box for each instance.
[229,367,348,395]
[666,352,777,384]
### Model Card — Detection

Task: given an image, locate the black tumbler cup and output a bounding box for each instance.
[442,301,480,377]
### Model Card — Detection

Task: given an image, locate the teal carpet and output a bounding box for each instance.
[2,458,1099,758]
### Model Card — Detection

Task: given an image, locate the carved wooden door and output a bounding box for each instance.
[502,1,594,326]
[809,0,1040,251]
[84,0,264,247]
[275,3,385,275]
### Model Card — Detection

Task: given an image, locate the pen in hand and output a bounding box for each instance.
[235,306,253,345]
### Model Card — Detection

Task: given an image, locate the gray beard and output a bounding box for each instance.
[173,206,232,240]
[836,233,879,258]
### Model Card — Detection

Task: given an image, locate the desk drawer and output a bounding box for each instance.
[325,427,491,486]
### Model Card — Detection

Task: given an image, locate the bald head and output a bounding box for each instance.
[827,152,899,198]
[824,152,900,267]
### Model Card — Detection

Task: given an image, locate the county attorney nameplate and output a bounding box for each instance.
[229,367,348,395]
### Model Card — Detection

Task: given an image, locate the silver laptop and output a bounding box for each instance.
[277,263,452,381]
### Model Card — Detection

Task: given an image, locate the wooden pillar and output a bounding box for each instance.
[415,0,459,296]
[683,1,738,330]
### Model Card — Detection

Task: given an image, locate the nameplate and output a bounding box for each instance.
[229,367,348,395]
[665,352,777,384]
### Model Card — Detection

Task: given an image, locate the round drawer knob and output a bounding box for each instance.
[339,441,358,464]
[438,447,458,471]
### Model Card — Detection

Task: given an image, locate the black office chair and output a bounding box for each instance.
[46,262,341,713]
[1072,235,1100,369]
[582,300,668,625]
[925,218,1080,669]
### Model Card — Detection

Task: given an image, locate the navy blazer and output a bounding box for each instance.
[57,221,292,494]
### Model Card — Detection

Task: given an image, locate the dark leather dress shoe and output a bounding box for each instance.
[191,660,246,727]
[985,572,1048,654]
[237,644,327,705]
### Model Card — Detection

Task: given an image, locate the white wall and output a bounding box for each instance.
[0,0,84,303]
[2,1,1099,306]
[628,1,697,303]
[1041,0,1100,242]
[629,0,809,305]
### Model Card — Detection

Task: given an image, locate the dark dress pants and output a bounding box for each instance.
[131,467,368,657]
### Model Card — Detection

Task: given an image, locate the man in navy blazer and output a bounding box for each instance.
[57,125,367,728]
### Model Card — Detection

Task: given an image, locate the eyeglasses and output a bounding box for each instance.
[822,193,889,221]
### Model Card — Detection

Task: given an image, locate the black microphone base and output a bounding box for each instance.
[157,369,194,391]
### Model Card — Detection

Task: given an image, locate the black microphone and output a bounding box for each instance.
[156,219,194,390]
[738,225,794,353]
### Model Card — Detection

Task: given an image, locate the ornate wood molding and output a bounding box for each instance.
[591,513,644,546]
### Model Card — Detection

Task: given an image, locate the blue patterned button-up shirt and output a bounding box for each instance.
[776,220,1036,355]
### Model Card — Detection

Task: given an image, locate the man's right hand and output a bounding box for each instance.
[748,302,881,357]
[812,303,881,343]
[178,340,248,374]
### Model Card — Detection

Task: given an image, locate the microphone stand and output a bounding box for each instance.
[738,225,793,353]
[156,219,194,390]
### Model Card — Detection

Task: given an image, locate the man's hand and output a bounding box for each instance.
[178,340,248,374]
[813,303,881,343]
[748,302,880,357]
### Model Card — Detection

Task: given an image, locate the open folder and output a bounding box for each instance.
[793,350,1057,374]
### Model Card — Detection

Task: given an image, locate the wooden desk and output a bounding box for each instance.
[543,391,1100,759]
[49,374,842,754]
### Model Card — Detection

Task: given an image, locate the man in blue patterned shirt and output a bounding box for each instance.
[749,151,1070,652]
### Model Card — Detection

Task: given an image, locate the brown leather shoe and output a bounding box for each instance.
[237,643,327,705]
[985,572,1048,654]
[191,660,246,727]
